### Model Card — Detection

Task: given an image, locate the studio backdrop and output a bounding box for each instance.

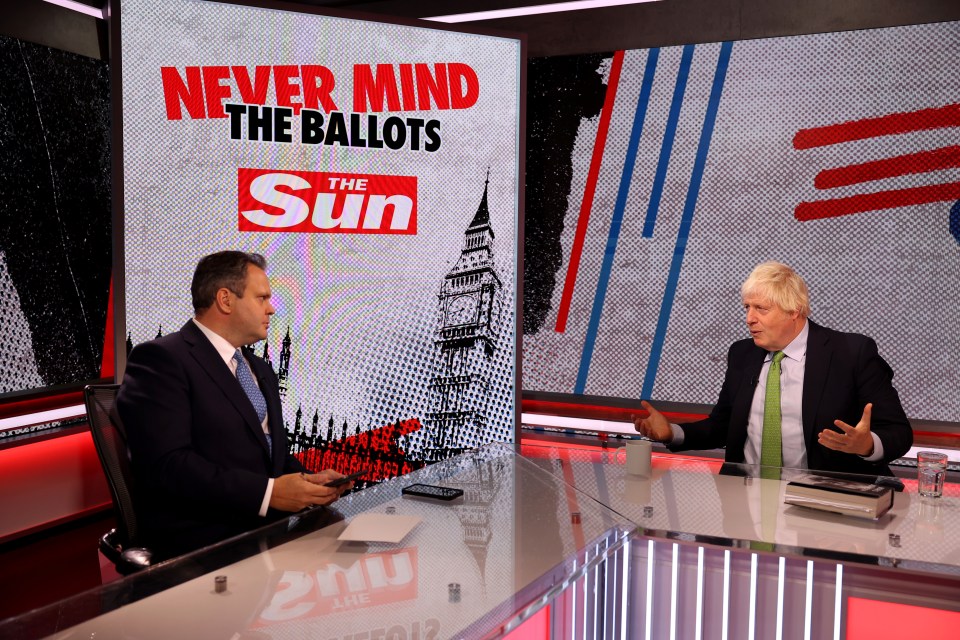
[115,0,523,478]
[523,20,960,424]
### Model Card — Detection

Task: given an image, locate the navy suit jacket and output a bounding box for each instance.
[117,320,305,556]
[673,320,912,476]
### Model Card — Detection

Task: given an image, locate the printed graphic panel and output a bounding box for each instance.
[119,0,521,473]
[523,22,960,423]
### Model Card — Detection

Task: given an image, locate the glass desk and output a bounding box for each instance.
[0,444,633,639]
[6,442,959,639]
[521,441,960,639]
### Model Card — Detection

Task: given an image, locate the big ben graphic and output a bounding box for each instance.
[423,173,504,462]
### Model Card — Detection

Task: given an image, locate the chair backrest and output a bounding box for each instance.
[84,384,141,546]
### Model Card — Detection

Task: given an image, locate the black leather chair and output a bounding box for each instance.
[84,384,153,574]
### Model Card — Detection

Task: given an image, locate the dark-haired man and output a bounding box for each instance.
[118,251,349,557]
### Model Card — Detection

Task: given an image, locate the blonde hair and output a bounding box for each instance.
[741,262,810,317]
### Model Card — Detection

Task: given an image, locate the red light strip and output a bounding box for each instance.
[522,398,707,422]
[0,391,85,421]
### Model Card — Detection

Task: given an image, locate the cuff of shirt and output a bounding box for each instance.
[669,423,684,446]
[259,477,275,517]
[860,432,885,462]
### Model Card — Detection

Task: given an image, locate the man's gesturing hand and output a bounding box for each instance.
[817,403,875,457]
[633,400,673,443]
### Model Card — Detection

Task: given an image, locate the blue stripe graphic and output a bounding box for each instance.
[640,41,734,400]
[574,49,659,394]
[642,44,695,238]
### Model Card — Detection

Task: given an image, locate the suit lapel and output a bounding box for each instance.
[732,346,766,434]
[181,321,271,456]
[801,320,831,441]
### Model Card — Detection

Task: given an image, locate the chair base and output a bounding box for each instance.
[100,528,153,575]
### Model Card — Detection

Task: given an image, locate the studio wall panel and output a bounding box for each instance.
[523,21,960,423]
[116,0,523,477]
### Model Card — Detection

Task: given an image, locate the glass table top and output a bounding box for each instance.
[520,441,960,576]
[1,443,632,639]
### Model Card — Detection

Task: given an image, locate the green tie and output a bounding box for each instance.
[761,351,786,469]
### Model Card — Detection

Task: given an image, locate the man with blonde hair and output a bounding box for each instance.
[634,261,912,475]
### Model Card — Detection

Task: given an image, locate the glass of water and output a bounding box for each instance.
[917,451,948,498]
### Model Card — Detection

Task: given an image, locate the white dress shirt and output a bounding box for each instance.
[192,319,274,516]
[745,322,809,468]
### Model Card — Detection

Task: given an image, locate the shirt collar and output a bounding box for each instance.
[192,318,238,368]
[768,319,809,363]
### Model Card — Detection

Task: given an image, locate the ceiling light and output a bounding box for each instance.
[424,0,662,23]
[41,0,105,20]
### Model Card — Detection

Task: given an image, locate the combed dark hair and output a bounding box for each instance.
[191,251,267,312]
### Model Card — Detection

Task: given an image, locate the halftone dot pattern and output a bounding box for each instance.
[119,0,519,456]
[582,44,719,398]
[523,22,960,422]
[520,51,636,394]
[0,252,44,393]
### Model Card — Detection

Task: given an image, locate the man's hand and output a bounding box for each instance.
[304,469,355,489]
[633,400,673,443]
[269,470,350,512]
[817,403,875,457]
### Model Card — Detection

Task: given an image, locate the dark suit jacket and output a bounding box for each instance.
[673,320,912,476]
[117,320,305,556]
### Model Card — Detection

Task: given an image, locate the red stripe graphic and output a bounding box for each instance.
[100,277,115,378]
[554,50,625,334]
[795,181,960,221]
[814,145,960,190]
[793,103,960,150]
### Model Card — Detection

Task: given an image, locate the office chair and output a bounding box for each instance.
[83,384,153,574]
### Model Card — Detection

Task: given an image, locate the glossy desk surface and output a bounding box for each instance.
[3,444,631,639]
[6,442,960,638]
[522,441,960,576]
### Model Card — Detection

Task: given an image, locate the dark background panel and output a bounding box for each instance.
[0,34,112,396]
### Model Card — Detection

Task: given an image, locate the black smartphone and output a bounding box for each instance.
[401,483,464,501]
[324,469,369,488]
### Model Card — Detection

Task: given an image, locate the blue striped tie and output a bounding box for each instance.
[233,349,271,456]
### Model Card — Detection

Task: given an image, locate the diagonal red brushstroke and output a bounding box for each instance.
[795,182,960,221]
[555,50,625,334]
[814,145,960,190]
[296,417,423,482]
[793,103,960,150]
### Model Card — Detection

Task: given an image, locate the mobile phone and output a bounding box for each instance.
[401,483,464,501]
[324,469,369,488]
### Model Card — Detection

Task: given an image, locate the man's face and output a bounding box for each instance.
[743,294,802,351]
[230,265,275,345]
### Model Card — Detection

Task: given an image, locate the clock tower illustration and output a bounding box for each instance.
[423,172,504,462]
